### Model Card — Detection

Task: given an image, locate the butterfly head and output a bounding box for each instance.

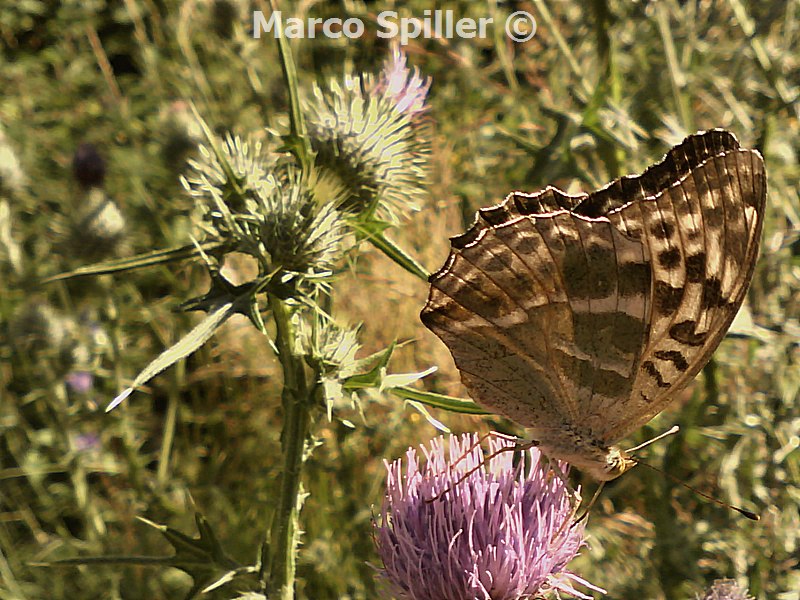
[593,446,637,481]
[537,434,638,481]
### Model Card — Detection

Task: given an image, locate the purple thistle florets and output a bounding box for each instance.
[65,370,94,393]
[372,47,431,118]
[374,434,603,600]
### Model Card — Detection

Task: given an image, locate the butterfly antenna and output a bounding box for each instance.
[625,425,680,453]
[635,459,759,520]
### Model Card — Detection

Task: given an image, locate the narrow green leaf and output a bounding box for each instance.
[106,302,236,411]
[42,240,228,283]
[388,385,488,415]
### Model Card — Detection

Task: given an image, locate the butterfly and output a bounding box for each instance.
[421,130,766,480]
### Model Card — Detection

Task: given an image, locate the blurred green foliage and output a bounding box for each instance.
[0,1,798,599]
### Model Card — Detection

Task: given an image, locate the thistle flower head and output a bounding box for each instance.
[68,188,127,260]
[698,579,754,600]
[160,100,204,168]
[183,134,347,279]
[252,164,346,275]
[73,432,101,452]
[295,317,362,416]
[305,48,431,221]
[8,303,91,373]
[66,370,94,393]
[375,434,603,600]
[300,318,361,378]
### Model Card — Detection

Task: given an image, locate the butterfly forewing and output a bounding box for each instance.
[601,142,766,440]
[421,130,765,471]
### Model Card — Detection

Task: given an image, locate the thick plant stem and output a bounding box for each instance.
[264,293,312,599]
[261,7,316,595]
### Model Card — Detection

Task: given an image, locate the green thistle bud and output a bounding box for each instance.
[295,317,361,415]
[8,303,88,372]
[160,100,204,169]
[68,187,127,260]
[182,133,273,211]
[10,303,73,354]
[184,132,347,279]
[252,163,346,275]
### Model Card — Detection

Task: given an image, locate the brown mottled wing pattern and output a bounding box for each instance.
[421,129,765,448]
[593,130,766,441]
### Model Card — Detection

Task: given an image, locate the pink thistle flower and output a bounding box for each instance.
[374,433,603,600]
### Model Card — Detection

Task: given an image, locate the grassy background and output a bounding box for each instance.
[1,1,798,598]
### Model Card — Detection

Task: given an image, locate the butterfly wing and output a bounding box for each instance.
[592,132,766,441]
[422,130,765,450]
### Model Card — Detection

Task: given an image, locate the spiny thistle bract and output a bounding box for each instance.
[304,48,431,221]
[182,133,272,211]
[374,434,603,600]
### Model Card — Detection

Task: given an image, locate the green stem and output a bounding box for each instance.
[264,293,312,599]
[270,0,312,174]
[261,6,317,595]
[157,363,181,485]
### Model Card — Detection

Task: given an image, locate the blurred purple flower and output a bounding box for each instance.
[66,370,94,393]
[374,433,602,600]
[74,433,100,452]
[374,48,431,118]
[699,579,754,600]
